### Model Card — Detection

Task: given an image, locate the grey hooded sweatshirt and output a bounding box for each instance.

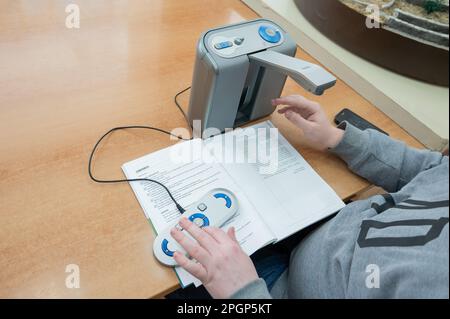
[231,123,449,299]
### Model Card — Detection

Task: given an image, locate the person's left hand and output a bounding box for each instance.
[170,217,259,299]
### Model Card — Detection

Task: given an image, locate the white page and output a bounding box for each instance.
[205,121,345,241]
[122,138,275,288]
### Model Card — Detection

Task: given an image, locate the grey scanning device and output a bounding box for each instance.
[188,19,337,138]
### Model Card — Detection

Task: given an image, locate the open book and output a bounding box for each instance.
[122,121,345,287]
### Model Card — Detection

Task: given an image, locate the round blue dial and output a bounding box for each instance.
[161,239,175,257]
[258,25,281,43]
[188,213,210,227]
[214,193,232,208]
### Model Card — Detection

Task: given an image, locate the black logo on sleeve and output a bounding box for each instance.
[371,194,449,214]
[358,217,449,248]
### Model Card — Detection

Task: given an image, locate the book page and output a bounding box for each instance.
[205,121,345,241]
[122,138,275,288]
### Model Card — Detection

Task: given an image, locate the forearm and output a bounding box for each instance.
[330,122,445,192]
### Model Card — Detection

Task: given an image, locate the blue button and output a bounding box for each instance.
[214,193,232,208]
[258,25,281,43]
[161,239,175,257]
[188,213,210,227]
[214,41,233,50]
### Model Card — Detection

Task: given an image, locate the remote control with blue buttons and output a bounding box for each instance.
[153,188,239,267]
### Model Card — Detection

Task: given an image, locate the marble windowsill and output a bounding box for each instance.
[242,0,449,150]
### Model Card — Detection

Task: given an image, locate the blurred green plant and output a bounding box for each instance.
[423,0,444,14]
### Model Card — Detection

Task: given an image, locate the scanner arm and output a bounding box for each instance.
[248,50,336,95]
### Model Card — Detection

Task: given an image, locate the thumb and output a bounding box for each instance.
[285,110,312,131]
[227,227,239,243]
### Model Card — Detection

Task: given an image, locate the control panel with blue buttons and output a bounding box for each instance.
[153,188,239,267]
[207,21,284,58]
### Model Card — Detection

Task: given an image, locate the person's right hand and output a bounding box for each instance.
[272,95,344,151]
[171,218,259,299]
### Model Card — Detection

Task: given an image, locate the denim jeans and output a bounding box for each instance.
[250,245,289,291]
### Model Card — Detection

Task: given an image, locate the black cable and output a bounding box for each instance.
[88,87,192,215]
[174,86,192,130]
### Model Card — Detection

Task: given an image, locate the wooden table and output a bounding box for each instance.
[0,0,423,298]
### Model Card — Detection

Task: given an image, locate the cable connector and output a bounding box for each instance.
[176,203,186,215]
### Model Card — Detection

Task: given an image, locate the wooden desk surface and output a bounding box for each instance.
[0,0,423,298]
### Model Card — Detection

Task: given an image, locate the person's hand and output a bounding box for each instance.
[272,95,344,150]
[171,217,259,299]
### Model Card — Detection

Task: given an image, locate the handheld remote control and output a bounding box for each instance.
[153,188,239,267]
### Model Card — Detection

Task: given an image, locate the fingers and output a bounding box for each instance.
[272,95,316,131]
[272,95,319,117]
[272,95,318,109]
[171,226,210,264]
[284,110,312,132]
[173,251,208,281]
[227,227,239,243]
[179,217,218,252]
[277,106,312,119]
[204,226,231,244]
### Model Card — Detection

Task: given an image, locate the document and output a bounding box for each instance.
[122,121,345,287]
[207,121,344,241]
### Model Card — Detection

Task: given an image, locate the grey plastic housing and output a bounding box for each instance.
[249,50,336,95]
[187,19,335,138]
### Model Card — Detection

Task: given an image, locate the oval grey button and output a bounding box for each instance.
[234,37,244,45]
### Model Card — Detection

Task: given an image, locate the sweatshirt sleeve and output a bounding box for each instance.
[229,278,272,299]
[330,122,445,192]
